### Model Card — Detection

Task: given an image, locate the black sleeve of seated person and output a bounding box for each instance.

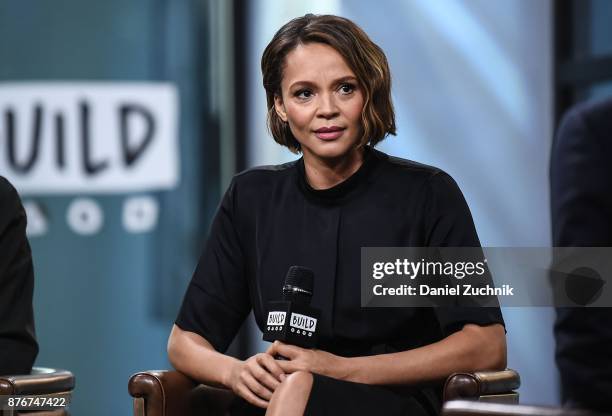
[175,178,251,352]
[0,177,38,375]
[422,172,505,336]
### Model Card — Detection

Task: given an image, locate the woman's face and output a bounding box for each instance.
[274,42,364,162]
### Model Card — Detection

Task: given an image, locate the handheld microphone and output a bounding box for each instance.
[263,266,321,349]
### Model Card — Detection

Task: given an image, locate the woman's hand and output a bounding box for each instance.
[266,341,348,380]
[227,352,286,409]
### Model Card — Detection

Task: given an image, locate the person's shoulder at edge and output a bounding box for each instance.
[1,175,16,196]
[558,96,612,141]
[563,95,612,120]
[0,176,22,215]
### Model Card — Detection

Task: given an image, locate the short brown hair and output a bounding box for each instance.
[261,14,396,153]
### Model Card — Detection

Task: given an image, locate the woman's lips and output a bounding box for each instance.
[314,128,345,140]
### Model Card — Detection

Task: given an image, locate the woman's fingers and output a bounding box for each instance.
[257,353,286,384]
[230,354,285,409]
[274,358,300,373]
[270,341,300,359]
[242,371,273,401]
[236,382,269,409]
[249,356,281,391]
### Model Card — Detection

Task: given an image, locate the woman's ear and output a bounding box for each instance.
[274,95,288,122]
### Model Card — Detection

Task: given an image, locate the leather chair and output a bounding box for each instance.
[0,367,75,416]
[444,369,520,403]
[442,400,609,416]
[129,368,520,416]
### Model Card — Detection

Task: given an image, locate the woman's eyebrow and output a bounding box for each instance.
[333,76,358,83]
[288,76,358,90]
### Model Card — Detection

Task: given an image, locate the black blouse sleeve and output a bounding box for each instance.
[423,171,505,336]
[175,178,251,352]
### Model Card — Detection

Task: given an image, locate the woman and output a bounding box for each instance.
[168,14,506,416]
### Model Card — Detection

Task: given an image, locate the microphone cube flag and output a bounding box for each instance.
[263,300,320,348]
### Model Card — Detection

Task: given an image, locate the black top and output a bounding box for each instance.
[0,176,38,375]
[176,147,504,358]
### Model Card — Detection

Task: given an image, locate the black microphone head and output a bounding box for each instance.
[282,266,314,304]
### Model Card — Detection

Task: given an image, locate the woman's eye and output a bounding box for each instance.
[339,83,355,94]
[295,90,313,99]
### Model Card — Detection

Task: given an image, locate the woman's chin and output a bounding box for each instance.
[303,140,358,161]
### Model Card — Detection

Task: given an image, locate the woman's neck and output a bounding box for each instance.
[303,147,365,190]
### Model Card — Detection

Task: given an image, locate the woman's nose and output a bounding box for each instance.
[316,94,340,119]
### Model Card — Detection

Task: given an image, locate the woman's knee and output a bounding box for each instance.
[276,370,313,397]
[267,371,313,415]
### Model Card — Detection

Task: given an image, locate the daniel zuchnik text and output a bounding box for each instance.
[372,284,514,296]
